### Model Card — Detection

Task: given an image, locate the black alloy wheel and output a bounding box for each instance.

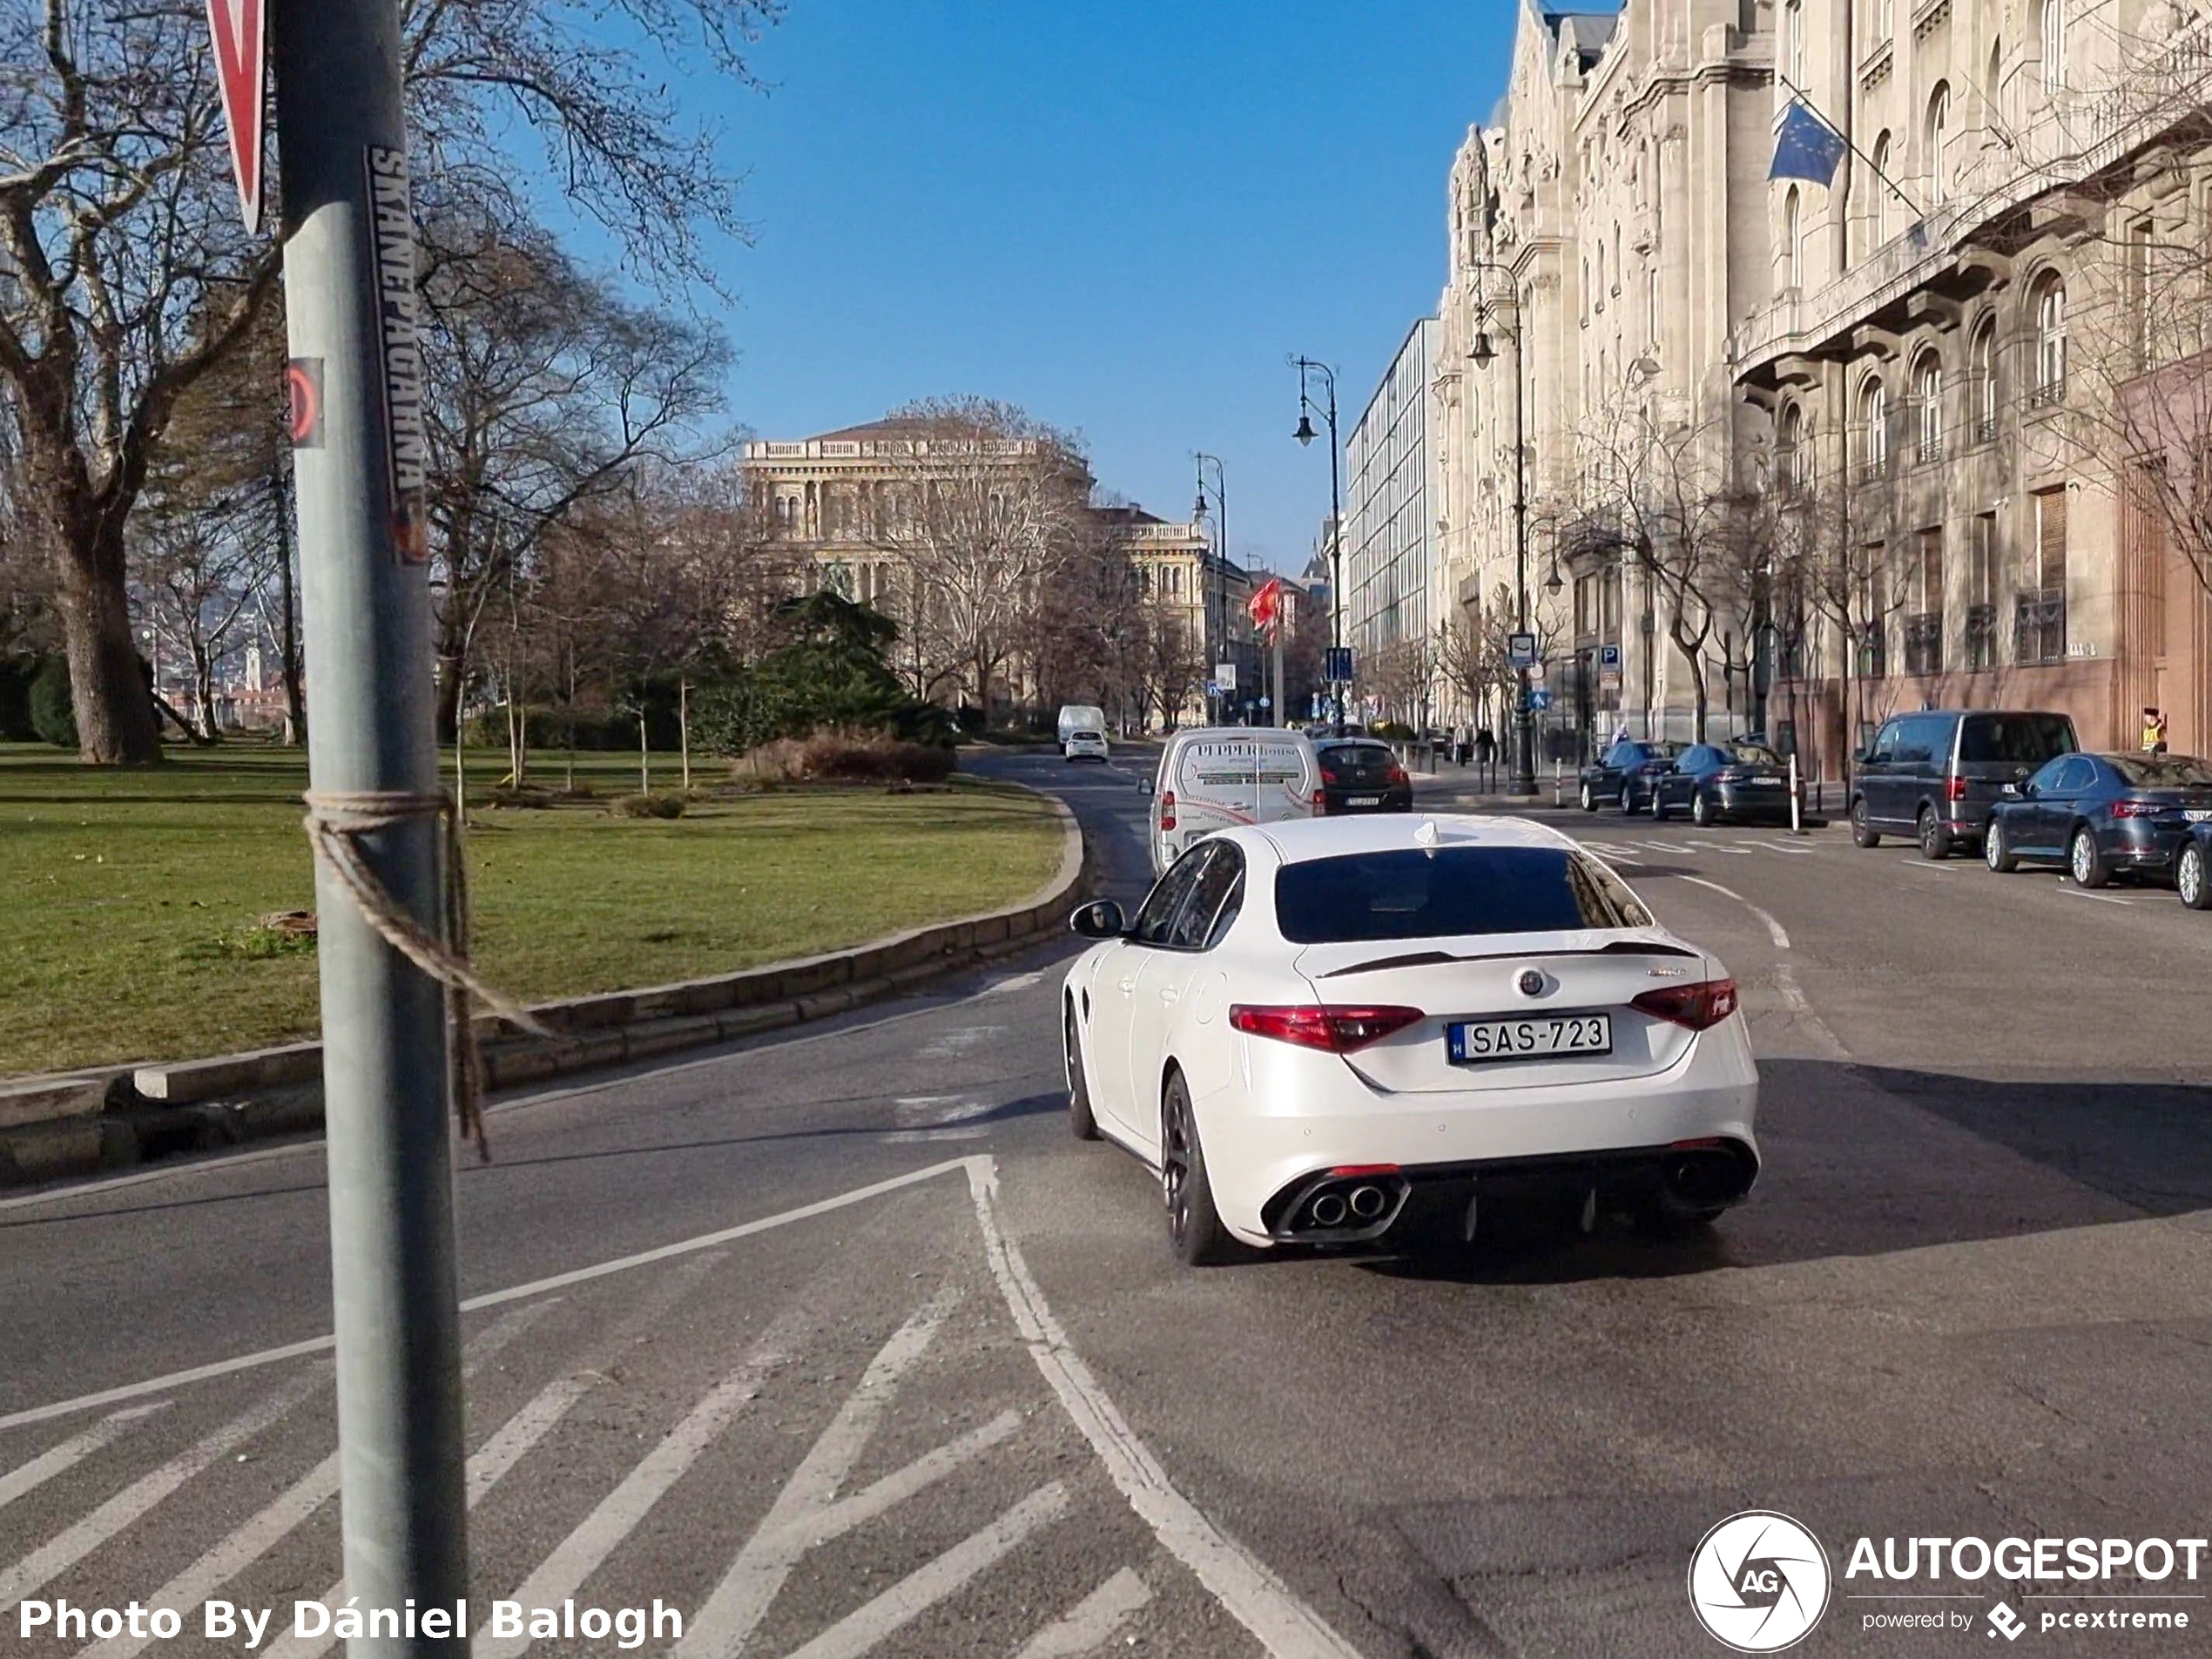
[1065,1003,1100,1141]
[1160,1071,1236,1265]
[1619,780,1638,815]
[1851,797,1880,847]
[1918,806,1952,861]
[1691,790,1714,828]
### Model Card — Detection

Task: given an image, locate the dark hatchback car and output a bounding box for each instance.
[1313,738,1413,814]
[1851,709,2079,859]
[1649,741,1797,826]
[1985,752,2212,888]
[1577,738,1684,814]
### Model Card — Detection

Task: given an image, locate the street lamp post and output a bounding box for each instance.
[1466,264,1539,796]
[1291,357,1342,734]
[1192,453,1227,725]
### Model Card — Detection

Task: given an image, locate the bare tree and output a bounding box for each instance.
[0,1,777,762]
[874,397,1095,718]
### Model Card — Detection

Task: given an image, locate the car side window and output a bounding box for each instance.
[1894,718,1933,765]
[1131,846,1211,945]
[1168,843,1244,950]
[2024,757,2068,794]
[1870,721,1901,764]
[2051,759,2095,794]
[1687,746,1719,772]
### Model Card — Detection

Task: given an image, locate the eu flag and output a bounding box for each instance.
[1770,99,1847,187]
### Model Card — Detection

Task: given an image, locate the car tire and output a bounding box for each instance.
[1651,794,1670,822]
[1985,818,2019,873]
[1691,791,1713,828]
[2069,826,2111,889]
[1160,1071,1238,1266]
[1918,806,1952,861]
[1851,797,1880,847]
[1618,782,1639,815]
[1579,780,1597,813]
[1064,1004,1100,1142]
[2180,842,2212,910]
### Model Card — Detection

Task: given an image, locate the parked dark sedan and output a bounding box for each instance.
[1983,752,2212,887]
[1313,738,1413,813]
[1577,738,1684,814]
[1649,741,1797,826]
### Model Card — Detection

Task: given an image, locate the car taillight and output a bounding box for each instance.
[2111,800,2160,818]
[1229,1005,1425,1052]
[1158,789,1176,831]
[1311,788,1327,810]
[1387,765,1409,786]
[1629,978,1739,1031]
[1946,775,1969,801]
[1320,767,1343,784]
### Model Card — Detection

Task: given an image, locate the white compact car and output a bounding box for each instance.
[1063,730,1110,762]
[1061,814,1759,1264]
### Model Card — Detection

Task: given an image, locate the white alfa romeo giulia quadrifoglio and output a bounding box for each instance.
[1061,814,1760,1264]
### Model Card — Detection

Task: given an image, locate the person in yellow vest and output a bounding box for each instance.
[2142,706,2169,753]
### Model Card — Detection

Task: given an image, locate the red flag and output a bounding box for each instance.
[1247,577,1283,635]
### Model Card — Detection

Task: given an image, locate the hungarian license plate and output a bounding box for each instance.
[1448,1014,1613,1062]
[2188,811,2212,822]
[1346,795,1379,806]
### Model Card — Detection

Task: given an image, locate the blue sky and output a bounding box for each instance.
[699,0,1517,575]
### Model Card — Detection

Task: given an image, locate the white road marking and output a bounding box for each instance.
[1898,860,1956,874]
[1015,1568,1155,1659]
[779,1481,1072,1659]
[0,1159,974,1434]
[1667,874,1792,951]
[678,1290,1007,1659]
[266,1264,724,1659]
[1773,965,1850,1060]
[1745,839,1815,856]
[1681,839,1751,855]
[917,1024,1005,1062]
[0,1406,167,1514]
[0,1366,327,1618]
[965,1158,1366,1659]
[475,1309,806,1659]
[881,1127,991,1143]
[72,1305,556,1659]
[2058,885,2134,906]
[893,1096,993,1127]
[982,970,1048,997]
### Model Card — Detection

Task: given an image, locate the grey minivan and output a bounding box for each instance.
[1850,709,2080,859]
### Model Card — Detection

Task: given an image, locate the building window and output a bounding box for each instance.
[1926,84,1952,208]
[1784,186,1804,291]
[1906,528,1944,675]
[1914,351,1944,463]
[1645,265,1661,346]
[2033,273,2067,403]
[2040,0,2067,93]
[2017,488,2068,663]
[1869,132,1893,249]
[1858,378,1888,481]
[1777,402,1805,495]
[1784,0,1805,84]
[1971,319,1999,442]
[1966,512,1999,669]
[1857,552,1890,678]
[1876,0,1895,44]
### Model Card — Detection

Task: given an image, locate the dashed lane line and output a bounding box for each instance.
[967,1157,1366,1659]
[779,1482,1072,1659]
[0,1406,167,1515]
[1015,1568,1156,1658]
[2058,885,2134,906]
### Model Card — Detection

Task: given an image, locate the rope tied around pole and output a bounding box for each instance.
[301,790,551,1162]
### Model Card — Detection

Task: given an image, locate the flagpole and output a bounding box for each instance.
[1773,71,1923,223]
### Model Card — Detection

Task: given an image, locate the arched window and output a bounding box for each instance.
[1914,350,1945,462]
[1870,132,1893,247]
[1988,39,2006,131]
[1779,402,1806,493]
[1595,240,1606,307]
[1860,378,1888,478]
[2040,0,2067,93]
[1613,223,1622,291]
[1581,257,1591,320]
[2034,273,2067,398]
[1646,264,1662,345]
[1784,186,1804,289]
[1972,318,1999,439]
[1926,83,1952,207]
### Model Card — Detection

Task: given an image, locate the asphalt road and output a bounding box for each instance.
[4,751,2211,1659]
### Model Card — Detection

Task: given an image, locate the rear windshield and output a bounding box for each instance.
[1321,744,1395,765]
[1273,847,1654,943]
[2110,753,2212,786]
[1724,743,1784,767]
[1959,714,2076,764]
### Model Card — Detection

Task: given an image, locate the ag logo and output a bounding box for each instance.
[1687,1510,1831,1652]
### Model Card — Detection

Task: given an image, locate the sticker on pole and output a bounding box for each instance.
[366,147,428,564]
[286,360,325,448]
[206,0,266,233]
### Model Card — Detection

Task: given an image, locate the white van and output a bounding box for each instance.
[1057,705,1108,746]
[1145,727,1323,875]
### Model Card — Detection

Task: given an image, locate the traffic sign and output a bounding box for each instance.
[1599,641,1622,690]
[1204,680,1221,698]
[1325,645,1355,684]
[1529,689,1554,711]
[1215,661,1237,692]
[1508,631,1538,669]
[206,0,268,233]
[1259,695,1271,710]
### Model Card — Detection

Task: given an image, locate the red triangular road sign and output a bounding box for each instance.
[206,0,266,233]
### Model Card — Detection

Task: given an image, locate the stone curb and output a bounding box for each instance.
[0,794,1091,1190]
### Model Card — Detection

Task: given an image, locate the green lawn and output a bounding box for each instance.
[0,743,1065,1079]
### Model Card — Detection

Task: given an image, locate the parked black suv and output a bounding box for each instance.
[1851,709,2080,859]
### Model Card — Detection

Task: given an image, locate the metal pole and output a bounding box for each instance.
[1509,312,1537,796]
[274,8,472,1658]
[1326,380,1343,737]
